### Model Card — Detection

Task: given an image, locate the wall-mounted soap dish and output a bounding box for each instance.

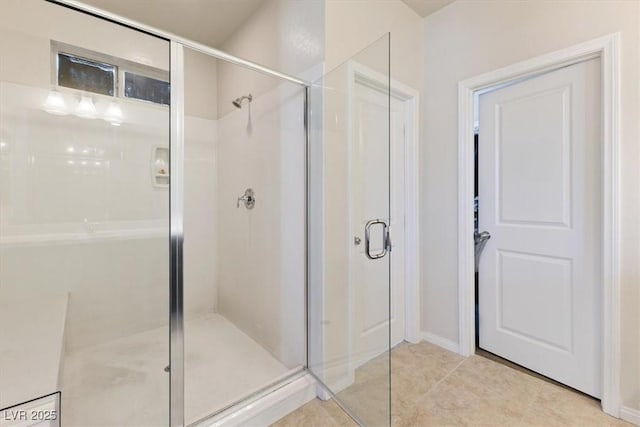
[152,145,169,188]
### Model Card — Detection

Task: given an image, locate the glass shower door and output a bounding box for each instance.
[308,34,391,426]
[0,2,170,425]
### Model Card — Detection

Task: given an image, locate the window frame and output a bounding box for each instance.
[50,41,169,106]
[122,70,171,106]
[56,51,118,96]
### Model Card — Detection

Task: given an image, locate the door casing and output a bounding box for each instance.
[457,33,621,416]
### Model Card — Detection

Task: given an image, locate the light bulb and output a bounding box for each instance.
[104,100,123,126]
[76,95,97,119]
[44,89,68,116]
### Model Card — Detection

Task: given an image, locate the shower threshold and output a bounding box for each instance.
[191,368,312,427]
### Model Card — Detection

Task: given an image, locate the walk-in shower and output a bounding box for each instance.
[0,1,392,426]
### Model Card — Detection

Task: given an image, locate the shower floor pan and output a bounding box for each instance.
[0,295,67,415]
[61,313,297,426]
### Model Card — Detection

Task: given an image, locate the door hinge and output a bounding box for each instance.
[385,227,392,252]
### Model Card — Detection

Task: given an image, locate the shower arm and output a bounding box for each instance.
[232,94,253,108]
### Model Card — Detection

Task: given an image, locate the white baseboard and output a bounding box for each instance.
[422,331,461,354]
[198,374,316,427]
[316,385,331,401]
[620,406,640,426]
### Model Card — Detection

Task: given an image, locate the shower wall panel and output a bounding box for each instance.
[184,49,219,319]
[215,78,305,369]
[184,116,218,318]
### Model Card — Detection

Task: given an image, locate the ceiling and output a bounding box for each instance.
[400,0,456,17]
[77,0,454,47]
[77,0,266,47]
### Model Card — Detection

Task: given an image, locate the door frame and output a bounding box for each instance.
[457,33,621,416]
[348,62,422,346]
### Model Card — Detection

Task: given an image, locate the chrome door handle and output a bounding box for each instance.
[365,219,389,260]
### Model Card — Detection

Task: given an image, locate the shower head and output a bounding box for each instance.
[232,94,252,108]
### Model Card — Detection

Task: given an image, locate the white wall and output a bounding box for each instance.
[325,0,425,90]
[421,0,640,412]
[0,0,168,81]
[184,48,218,120]
[217,0,325,117]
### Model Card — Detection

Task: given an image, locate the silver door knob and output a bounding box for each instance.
[474,231,491,272]
[237,188,256,209]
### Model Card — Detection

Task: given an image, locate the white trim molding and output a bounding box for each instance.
[457,33,621,416]
[422,332,460,354]
[620,406,640,426]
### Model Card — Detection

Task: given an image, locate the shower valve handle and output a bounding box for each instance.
[237,188,256,209]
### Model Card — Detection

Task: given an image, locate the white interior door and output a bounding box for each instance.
[351,81,406,368]
[477,57,602,397]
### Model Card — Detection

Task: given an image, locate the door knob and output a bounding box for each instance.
[474,231,491,272]
[237,188,256,209]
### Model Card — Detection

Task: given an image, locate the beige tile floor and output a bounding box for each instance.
[273,341,631,427]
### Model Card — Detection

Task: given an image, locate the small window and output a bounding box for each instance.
[124,72,170,105]
[57,52,116,96]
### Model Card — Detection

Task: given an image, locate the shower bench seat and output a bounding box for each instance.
[0,294,68,413]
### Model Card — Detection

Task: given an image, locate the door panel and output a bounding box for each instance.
[478,57,601,397]
[308,34,391,426]
[497,86,571,226]
[498,250,572,351]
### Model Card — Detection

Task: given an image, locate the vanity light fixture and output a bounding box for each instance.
[104,100,123,126]
[43,89,68,115]
[75,95,97,119]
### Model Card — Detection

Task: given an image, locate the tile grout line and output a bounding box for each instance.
[423,355,468,397]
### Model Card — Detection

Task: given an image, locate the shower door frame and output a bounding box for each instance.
[167,39,310,427]
[46,2,312,426]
